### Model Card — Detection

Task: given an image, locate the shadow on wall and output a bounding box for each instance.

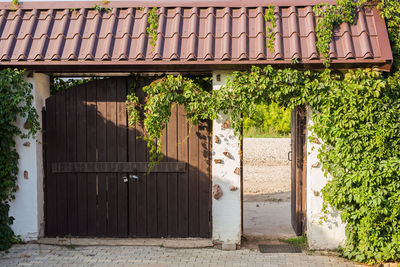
[44,77,211,238]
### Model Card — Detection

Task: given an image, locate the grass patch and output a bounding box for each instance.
[281,235,308,250]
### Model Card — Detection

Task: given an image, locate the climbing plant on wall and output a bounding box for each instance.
[0,69,39,250]
[126,0,400,264]
[147,7,159,51]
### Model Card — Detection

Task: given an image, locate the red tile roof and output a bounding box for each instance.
[0,1,392,72]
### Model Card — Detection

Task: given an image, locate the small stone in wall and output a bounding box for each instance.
[23,120,31,130]
[311,162,321,168]
[221,119,231,129]
[214,135,221,144]
[214,159,223,164]
[23,142,31,147]
[313,190,319,196]
[24,170,29,179]
[229,185,238,191]
[233,167,240,175]
[223,151,232,159]
[212,184,223,200]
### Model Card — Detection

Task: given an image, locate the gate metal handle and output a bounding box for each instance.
[123,175,139,183]
[288,151,292,161]
[129,174,139,180]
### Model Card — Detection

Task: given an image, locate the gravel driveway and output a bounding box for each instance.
[243,138,291,202]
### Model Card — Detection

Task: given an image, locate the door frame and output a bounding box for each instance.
[291,106,307,235]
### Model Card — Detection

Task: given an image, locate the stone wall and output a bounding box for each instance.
[211,71,242,249]
[306,107,346,249]
[9,73,50,240]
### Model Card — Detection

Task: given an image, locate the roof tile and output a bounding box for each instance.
[0,3,392,70]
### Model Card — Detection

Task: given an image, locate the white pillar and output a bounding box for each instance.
[9,73,50,241]
[211,71,242,249]
[306,107,346,249]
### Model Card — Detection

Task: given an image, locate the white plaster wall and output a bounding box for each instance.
[211,71,242,246]
[306,107,346,250]
[9,73,50,241]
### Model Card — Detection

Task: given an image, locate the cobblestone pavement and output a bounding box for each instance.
[0,244,363,267]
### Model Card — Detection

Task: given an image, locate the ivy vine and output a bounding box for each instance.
[264,4,276,53]
[127,0,400,264]
[126,75,214,169]
[377,0,400,68]
[147,7,159,51]
[10,0,19,10]
[313,0,369,66]
[92,0,111,12]
[0,69,39,250]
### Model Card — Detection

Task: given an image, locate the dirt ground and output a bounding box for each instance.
[243,138,291,202]
[243,138,295,239]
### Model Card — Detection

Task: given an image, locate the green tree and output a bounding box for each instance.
[243,103,290,137]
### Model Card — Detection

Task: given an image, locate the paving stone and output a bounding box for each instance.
[0,244,365,267]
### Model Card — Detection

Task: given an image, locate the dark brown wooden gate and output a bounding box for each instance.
[290,107,307,235]
[44,77,212,238]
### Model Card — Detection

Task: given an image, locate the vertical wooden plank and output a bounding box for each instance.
[146,77,157,237]
[128,77,138,236]
[135,80,148,237]
[146,142,158,236]
[106,78,118,236]
[292,106,307,236]
[42,108,47,234]
[157,125,168,237]
[86,80,97,236]
[45,96,57,236]
[66,85,78,235]
[300,107,307,234]
[295,108,303,235]
[96,80,108,236]
[240,121,243,235]
[290,109,297,234]
[56,91,68,236]
[76,84,88,236]
[116,78,128,237]
[177,106,189,237]
[188,123,199,236]
[198,120,211,237]
[167,104,179,237]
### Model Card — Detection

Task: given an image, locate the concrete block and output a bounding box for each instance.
[221,243,237,251]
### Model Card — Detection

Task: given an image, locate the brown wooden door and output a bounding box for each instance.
[44,77,212,238]
[290,107,307,235]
